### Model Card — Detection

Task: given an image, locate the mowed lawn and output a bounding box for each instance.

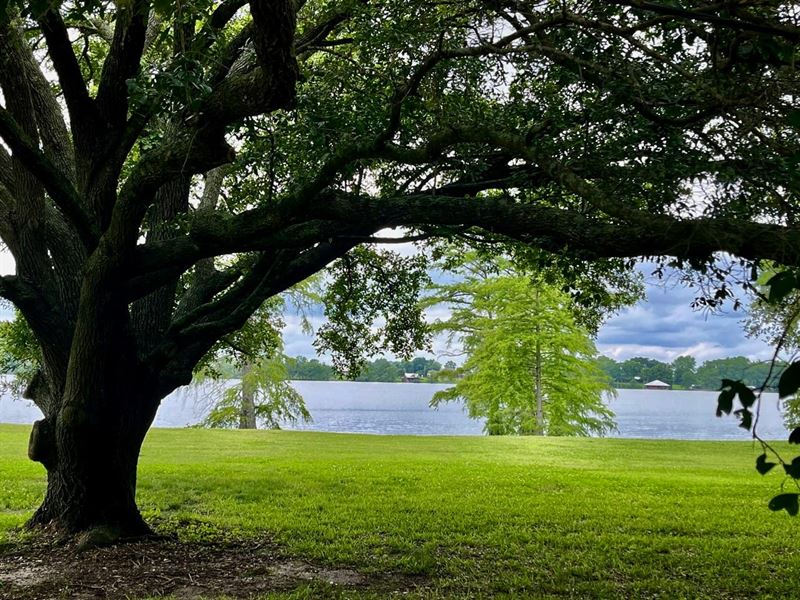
[2,424,800,598]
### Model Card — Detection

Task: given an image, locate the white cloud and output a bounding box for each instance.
[596,340,773,364]
[281,263,776,368]
[596,268,773,363]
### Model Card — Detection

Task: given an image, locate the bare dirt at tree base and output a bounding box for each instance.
[0,535,424,599]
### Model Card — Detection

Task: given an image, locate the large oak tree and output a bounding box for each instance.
[0,0,798,537]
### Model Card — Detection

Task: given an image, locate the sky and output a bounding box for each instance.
[0,246,773,366]
[281,259,774,366]
[284,234,776,365]
[281,282,772,366]
[595,274,772,364]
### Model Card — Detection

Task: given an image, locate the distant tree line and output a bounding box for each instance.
[284,356,456,382]
[596,355,781,390]
[284,354,781,390]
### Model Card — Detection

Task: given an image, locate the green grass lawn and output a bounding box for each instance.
[2,424,800,598]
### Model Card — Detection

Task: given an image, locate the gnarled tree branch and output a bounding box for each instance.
[95,0,149,132]
[149,239,357,394]
[0,107,98,248]
[606,1,800,41]
[38,9,98,149]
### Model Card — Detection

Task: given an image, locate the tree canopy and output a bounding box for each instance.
[431,273,616,436]
[0,0,798,536]
[201,355,311,429]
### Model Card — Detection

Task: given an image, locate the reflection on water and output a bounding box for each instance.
[0,380,789,440]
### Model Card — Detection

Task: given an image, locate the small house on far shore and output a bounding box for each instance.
[644,379,671,390]
[403,372,422,383]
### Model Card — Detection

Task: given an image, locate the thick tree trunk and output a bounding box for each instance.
[29,443,149,538]
[27,388,158,539]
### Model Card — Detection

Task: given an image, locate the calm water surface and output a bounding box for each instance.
[0,381,789,440]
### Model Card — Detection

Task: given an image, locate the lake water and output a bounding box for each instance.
[0,381,790,440]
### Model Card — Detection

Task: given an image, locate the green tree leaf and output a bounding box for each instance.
[766,271,798,304]
[789,427,800,444]
[756,453,777,475]
[716,388,735,416]
[768,493,800,516]
[778,362,800,399]
[735,408,752,430]
[783,457,800,479]
[736,385,756,409]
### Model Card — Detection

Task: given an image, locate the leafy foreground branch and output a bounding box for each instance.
[717,270,800,515]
